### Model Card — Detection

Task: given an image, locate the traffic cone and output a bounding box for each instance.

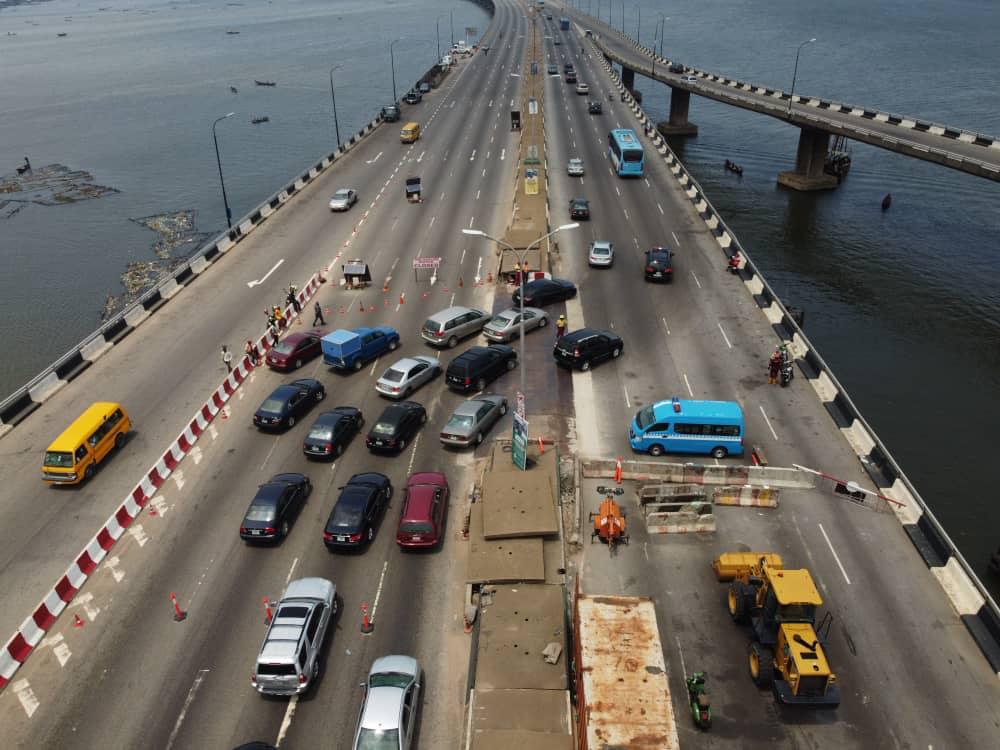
[263,597,273,624]
[360,602,374,634]
[73,614,84,628]
[458,276,464,288]
[359,300,365,314]
[399,293,405,305]
[614,457,623,485]
[383,279,390,293]
[170,592,187,622]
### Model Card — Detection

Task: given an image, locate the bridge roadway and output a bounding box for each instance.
[0,2,998,748]
[538,13,1000,748]
[555,1,1000,183]
[0,2,527,747]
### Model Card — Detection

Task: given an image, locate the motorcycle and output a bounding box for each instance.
[726,253,742,273]
[779,348,794,387]
[686,672,711,730]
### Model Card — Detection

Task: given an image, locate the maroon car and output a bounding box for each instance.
[266,329,327,371]
[396,471,449,549]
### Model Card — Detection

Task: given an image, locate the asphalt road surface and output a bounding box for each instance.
[3,2,1000,749]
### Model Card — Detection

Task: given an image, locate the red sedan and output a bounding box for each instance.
[396,471,449,549]
[266,329,327,371]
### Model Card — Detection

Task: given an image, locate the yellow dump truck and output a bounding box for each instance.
[713,552,841,708]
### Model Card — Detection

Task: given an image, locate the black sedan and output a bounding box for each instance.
[588,100,603,114]
[569,198,590,220]
[239,473,311,542]
[303,407,364,459]
[253,378,326,430]
[323,472,393,548]
[365,401,427,454]
[512,278,577,307]
[553,328,624,371]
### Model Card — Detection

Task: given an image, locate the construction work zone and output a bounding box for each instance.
[463,440,573,749]
[580,456,815,489]
[573,588,679,750]
[713,552,842,708]
[638,483,716,534]
[639,482,779,509]
[497,10,552,282]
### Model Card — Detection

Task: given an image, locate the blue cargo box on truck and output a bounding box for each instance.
[321,327,400,371]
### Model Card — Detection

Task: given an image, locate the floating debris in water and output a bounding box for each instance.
[0,164,118,218]
[101,210,211,320]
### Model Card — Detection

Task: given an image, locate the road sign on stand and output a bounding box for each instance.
[512,412,528,471]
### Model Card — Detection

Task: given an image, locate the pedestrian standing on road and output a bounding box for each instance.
[556,314,567,338]
[273,306,285,327]
[286,284,301,313]
[245,339,259,366]
[221,345,233,373]
[266,308,275,327]
[768,348,782,384]
[269,320,280,346]
[313,301,326,326]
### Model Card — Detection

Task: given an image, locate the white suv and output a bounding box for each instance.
[251,578,337,696]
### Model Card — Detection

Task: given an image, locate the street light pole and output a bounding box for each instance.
[787,37,817,117]
[212,112,235,229]
[329,65,342,148]
[620,0,625,34]
[657,15,668,58]
[634,3,640,41]
[389,37,402,103]
[462,223,579,413]
[436,14,444,60]
[450,9,454,48]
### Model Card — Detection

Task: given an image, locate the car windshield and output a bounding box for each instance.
[260,398,284,413]
[490,312,515,326]
[569,160,582,167]
[372,421,396,435]
[44,451,74,467]
[356,728,401,750]
[271,340,296,355]
[308,424,334,440]
[381,368,405,383]
[334,190,351,200]
[330,500,364,527]
[370,671,413,689]
[636,405,656,430]
[245,503,276,522]
[592,246,610,255]
[446,414,475,429]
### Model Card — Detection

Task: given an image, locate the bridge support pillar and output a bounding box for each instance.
[656,87,698,137]
[621,66,635,92]
[778,127,839,191]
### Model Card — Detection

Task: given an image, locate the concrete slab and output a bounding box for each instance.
[470,731,574,750]
[481,469,558,539]
[543,538,566,585]
[470,688,573,734]
[466,504,545,584]
[475,584,567,690]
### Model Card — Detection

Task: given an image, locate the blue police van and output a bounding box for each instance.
[629,398,744,458]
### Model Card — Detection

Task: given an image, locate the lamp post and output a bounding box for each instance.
[212,112,235,229]
[657,14,668,58]
[787,37,816,116]
[450,9,455,47]
[436,14,444,59]
[328,65,342,149]
[462,223,579,411]
[633,2,640,41]
[620,0,625,34]
[389,37,402,104]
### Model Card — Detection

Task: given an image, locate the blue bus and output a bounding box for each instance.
[629,398,744,459]
[608,128,644,177]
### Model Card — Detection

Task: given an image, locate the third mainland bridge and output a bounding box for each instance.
[556,1,1000,190]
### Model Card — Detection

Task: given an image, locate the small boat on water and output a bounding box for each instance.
[226,30,240,35]
[230,85,238,94]
[251,116,270,124]
[57,32,68,37]
[255,80,277,87]
[881,193,892,211]
[724,159,743,176]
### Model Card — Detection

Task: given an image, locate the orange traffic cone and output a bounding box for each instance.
[458,276,464,288]
[399,293,405,305]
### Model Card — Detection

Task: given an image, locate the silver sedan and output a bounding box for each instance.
[440,394,508,448]
[375,355,441,399]
[329,188,358,211]
[482,307,549,343]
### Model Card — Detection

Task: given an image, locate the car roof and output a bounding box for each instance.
[253,483,286,504]
[271,384,301,398]
[315,410,351,425]
[453,400,486,417]
[591,241,612,249]
[361,686,404,730]
[290,378,319,388]
[277,331,318,345]
[563,328,616,343]
[426,306,484,322]
[387,356,434,372]
[648,246,672,255]
[402,483,438,521]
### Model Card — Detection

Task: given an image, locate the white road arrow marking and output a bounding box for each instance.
[366,151,383,164]
[247,259,284,288]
